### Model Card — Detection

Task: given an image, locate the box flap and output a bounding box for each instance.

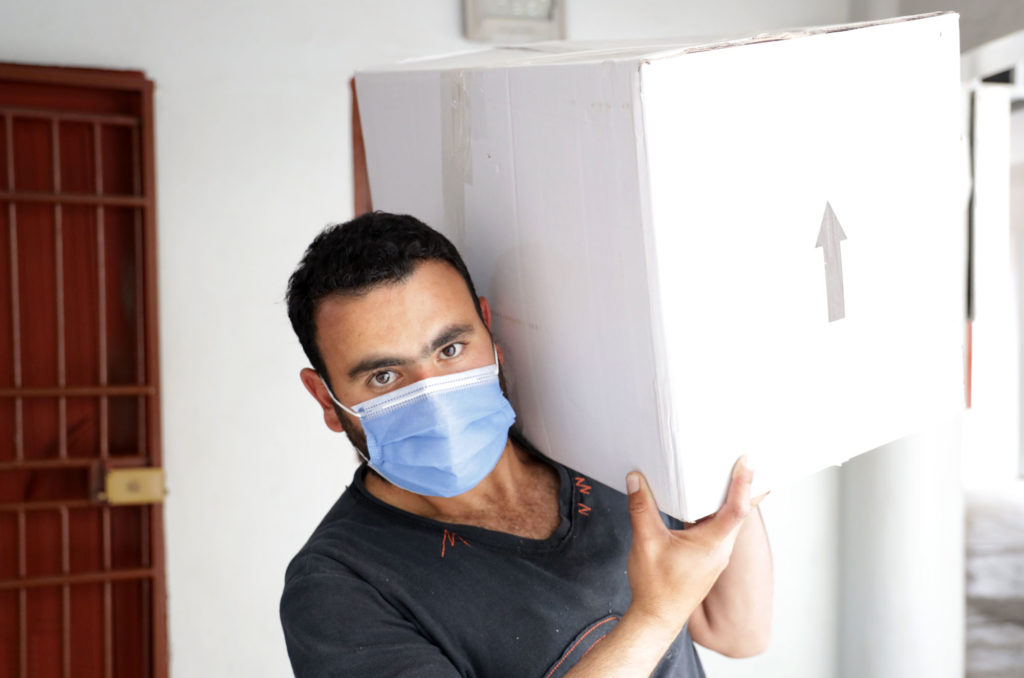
[358,12,955,73]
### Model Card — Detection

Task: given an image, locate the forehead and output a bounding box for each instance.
[314,260,480,364]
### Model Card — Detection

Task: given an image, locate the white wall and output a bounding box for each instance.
[849,0,902,23]
[854,0,1024,51]
[901,0,1024,51]
[1014,113,1024,475]
[839,421,965,678]
[0,1,854,676]
[571,0,848,39]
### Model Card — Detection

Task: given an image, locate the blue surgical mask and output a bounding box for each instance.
[322,348,516,497]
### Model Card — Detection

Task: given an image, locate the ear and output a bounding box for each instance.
[479,295,493,330]
[478,296,505,365]
[299,367,345,433]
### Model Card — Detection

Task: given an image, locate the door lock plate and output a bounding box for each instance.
[101,468,166,505]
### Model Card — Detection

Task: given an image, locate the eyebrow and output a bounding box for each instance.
[427,324,474,355]
[345,323,476,381]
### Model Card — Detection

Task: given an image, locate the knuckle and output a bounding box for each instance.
[628,496,649,514]
[635,539,661,560]
[722,502,748,524]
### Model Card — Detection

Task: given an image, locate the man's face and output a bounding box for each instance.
[302,260,496,453]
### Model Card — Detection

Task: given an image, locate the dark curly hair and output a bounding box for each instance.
[286,212,484,384]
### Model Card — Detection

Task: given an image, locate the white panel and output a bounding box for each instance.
[358,16,965,521]
[356,71,448,233]
[642,14,965,517]
[362,59,672,504]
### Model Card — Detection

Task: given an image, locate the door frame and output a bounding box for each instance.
[0,61,166,678]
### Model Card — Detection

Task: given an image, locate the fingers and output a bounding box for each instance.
[626,471,669,542]
[628,457,763,546]
[704,456,756,541]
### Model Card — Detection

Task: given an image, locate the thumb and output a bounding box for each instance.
[626,471,668,541]
[703,456,755,543]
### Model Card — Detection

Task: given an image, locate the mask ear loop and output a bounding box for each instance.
[320,377,361,418]
[489,344,500,375]
[319,377,372,466]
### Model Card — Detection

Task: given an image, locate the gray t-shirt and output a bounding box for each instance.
[280,437,705,678]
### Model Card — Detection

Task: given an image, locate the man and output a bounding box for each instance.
[281,212,772,677]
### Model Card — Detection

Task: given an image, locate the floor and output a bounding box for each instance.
[966,482,1024,678]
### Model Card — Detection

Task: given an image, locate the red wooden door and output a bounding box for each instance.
[0,64,166,678]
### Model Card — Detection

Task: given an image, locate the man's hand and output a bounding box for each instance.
[564,457,764,677]
[625,457,759,633]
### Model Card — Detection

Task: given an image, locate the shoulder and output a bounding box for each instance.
[281,470,393,596]
[280,483,462,677]
[281,485,368,606]
[280,553,458,678]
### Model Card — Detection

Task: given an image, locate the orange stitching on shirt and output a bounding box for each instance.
[574,476,592,495]
[580,632,609,660]
[577,503,591,516]
[440,529,470,558]
[543,616,619,678]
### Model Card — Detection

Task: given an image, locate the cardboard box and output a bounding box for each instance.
[355,13,965,520]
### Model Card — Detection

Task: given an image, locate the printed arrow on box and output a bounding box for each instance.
[816,202,847,322]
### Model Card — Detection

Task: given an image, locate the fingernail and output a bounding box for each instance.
[626,472,640,495]
[744,455,757,473]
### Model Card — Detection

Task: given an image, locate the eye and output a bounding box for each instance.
[370,370,396,387]
[439,342,465,359]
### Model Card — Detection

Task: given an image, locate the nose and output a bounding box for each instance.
[407,360,448,384]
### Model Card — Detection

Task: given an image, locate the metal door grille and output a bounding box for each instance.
[0,64,165,678]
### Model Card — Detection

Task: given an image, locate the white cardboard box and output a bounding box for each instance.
[355,13,966,520]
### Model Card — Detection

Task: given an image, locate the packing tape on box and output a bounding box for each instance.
[441,69,472,250]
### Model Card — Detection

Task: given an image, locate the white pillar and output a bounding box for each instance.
[839,418,964,678]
